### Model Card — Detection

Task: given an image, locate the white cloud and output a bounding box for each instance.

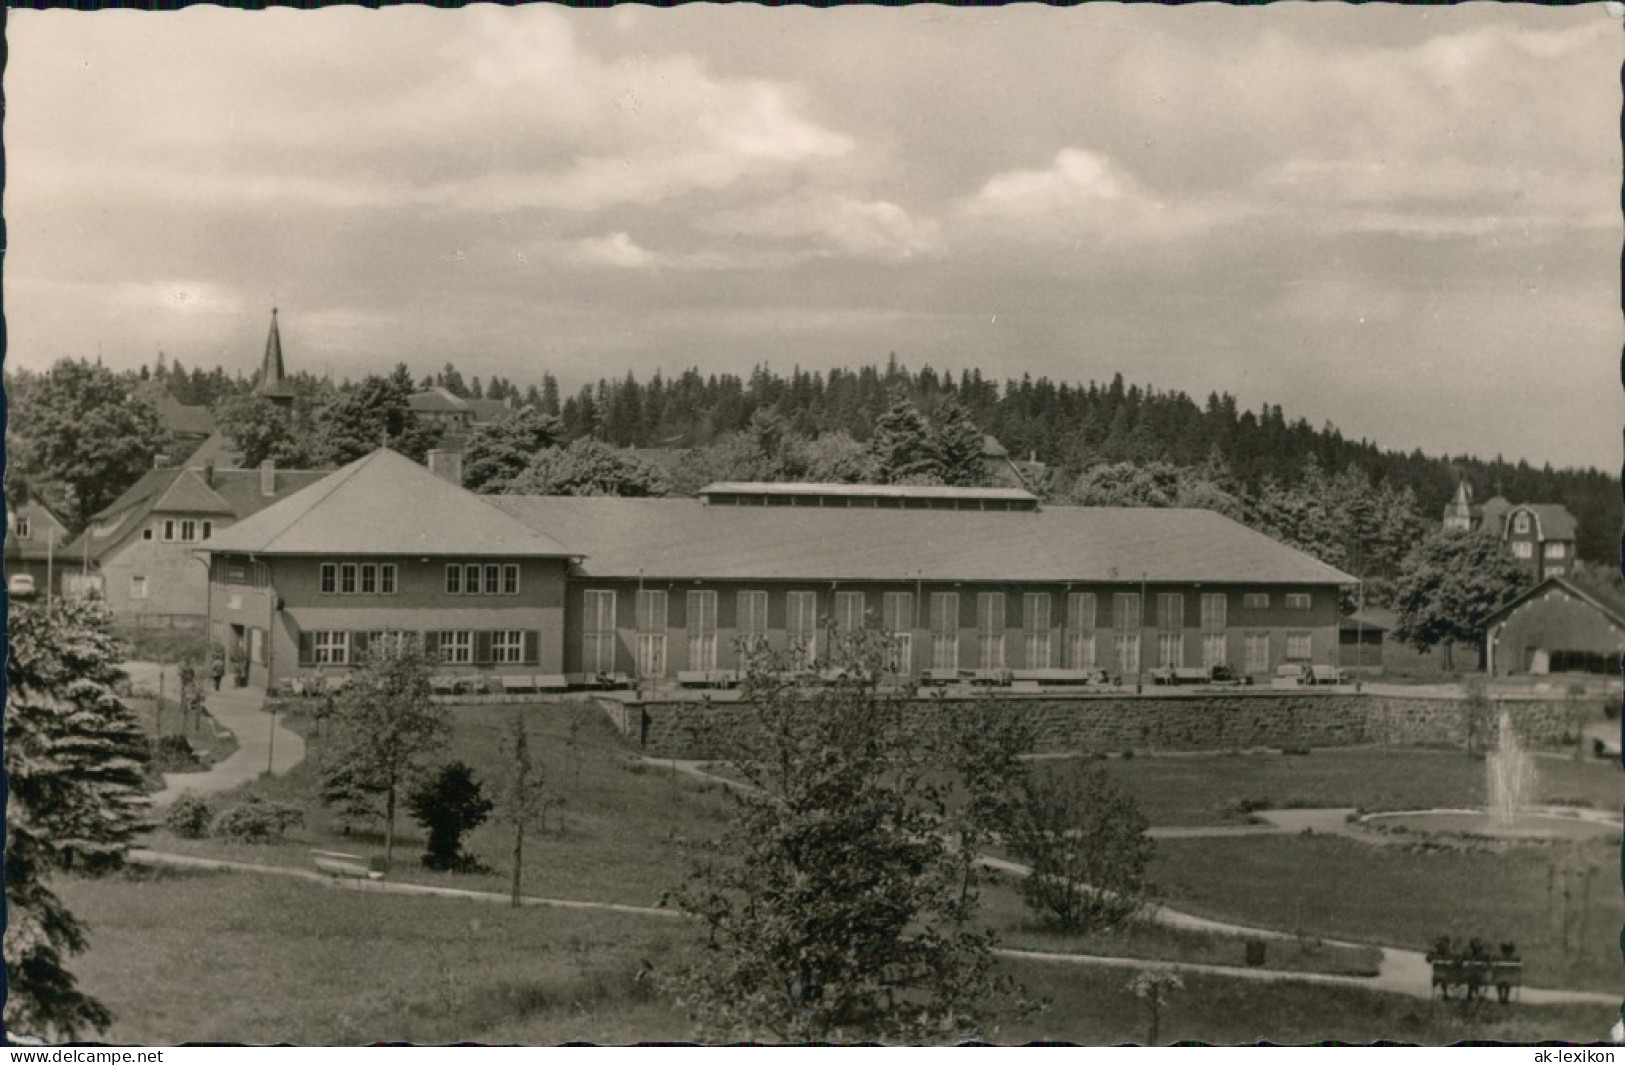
[958,149,1239,247]
[572,232,658,270]
[701,192,945,263]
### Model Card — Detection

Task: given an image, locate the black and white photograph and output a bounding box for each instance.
[3,0,1623,1047]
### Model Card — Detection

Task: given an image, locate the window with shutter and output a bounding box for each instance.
[787,591,818,669]
[687,590,718,672]
[299,631,315,666]
[930,592,959,671]
[1023,593,1051,669]
[475,631,493,665]
[584,590,617,673]
[523,630,539,666]
[976,592,1006,669]
[834,591,865,633]
[882,592,914,675]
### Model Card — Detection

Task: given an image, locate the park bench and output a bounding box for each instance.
[1426,939,1521,1002]
[677,670,743,690]
[311,850,384,881]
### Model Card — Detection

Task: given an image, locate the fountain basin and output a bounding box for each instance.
[1361,807,1621,841]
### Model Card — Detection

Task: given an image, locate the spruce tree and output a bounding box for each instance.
[6,600,152,1040]
[932,397,987,487]
[867,394,940,484]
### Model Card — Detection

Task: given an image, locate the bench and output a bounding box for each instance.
[311,849,384,881]
[677,670,743,689]
[1427,942,1522,1002]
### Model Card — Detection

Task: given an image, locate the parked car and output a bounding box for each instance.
[8,574,37,599]
[1208,664,1252,686]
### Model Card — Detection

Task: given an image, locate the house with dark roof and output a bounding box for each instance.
[1484,577,1625,677]
[63,461,326,628]
[204,448,1356,690]
[5,499,72,594]
[133,380,216,457]
[1441,483,1577,581]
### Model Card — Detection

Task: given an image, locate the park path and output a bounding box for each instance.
[633,756,1619,1006]
[149,684,305,807]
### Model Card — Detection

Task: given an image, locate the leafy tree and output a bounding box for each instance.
[791,431,876,484]
[21,359,172,527]
[933,397,987,487]
[496,711,549,906]
[315,366,442,465]
[214,393,317,468]
[318,636,448,868]
[1391,529,1529,670]
[1067,461,1245,520]
[506,438,672,497]
[463,407,564,492]
[867,394,940,485]
[1003,762,1154,934]
[662,624,1032,1043]
[1126,968,1184,1045]
[408,762,494,872]
[5,600,152,1039]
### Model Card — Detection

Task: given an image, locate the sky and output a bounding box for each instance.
[6,3,1621,470]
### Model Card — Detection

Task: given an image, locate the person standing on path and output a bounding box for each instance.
[211,655,225,691]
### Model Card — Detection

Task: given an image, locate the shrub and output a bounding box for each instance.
[214,797,304,843]
[164,794,215,839]
[149,733,202,773]
[407,761,493,872]
[1004,762,1154,934]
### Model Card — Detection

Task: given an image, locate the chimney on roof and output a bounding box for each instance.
[427,449,464,486]
[260,459,276,497]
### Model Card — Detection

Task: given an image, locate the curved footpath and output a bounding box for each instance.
[148,684,305,808]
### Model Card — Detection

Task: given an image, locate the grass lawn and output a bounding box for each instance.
[147,700,736,907]
[1097,747,1623,827]
[60,867,1608,1045]
[61,867,688,1045]
[1150,833,1624,994]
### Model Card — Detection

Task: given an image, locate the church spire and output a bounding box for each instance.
[256,307,294,406]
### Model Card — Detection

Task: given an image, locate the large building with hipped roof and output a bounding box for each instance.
[203,447,1356,690]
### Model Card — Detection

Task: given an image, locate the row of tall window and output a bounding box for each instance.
[142,519,213,543]
[581,589,1315,676]
[319,562,400,596]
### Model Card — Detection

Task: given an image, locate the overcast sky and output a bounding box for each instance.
[7,4,1621,469]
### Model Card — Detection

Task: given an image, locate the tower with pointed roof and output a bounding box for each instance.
[256,307,295,409]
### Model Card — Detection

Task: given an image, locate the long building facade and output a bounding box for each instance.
[204,449,1353,690]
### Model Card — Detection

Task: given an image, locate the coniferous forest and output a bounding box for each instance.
[7,353,1619,568]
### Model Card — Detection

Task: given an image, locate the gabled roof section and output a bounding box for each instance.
[408,387,470,414]
[153,470,235,515]
[492,495,1355,585]
[6,500,71,560]
[1503,503,1578,542]
[1484,577,1625,632]
[203,448,576,557]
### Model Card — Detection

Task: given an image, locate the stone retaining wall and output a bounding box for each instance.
[612,689,1603,759]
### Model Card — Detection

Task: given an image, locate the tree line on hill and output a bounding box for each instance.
[8,353,1616,615]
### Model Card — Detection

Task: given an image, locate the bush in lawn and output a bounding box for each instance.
[149,733,202,773]
[164,794,216,839]
[214,797,304,843]
[1004,762,1154,934]
[408,761,494,872]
